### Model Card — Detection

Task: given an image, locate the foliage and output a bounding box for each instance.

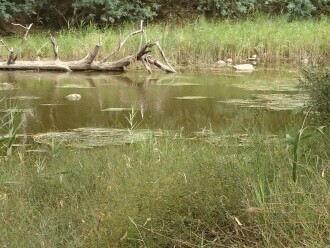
[0,99,22,156]
[300,64,330,124]
[197,0,257,18]
[1,124,330,246]
[0,0,329,28]
[72,0,159,25]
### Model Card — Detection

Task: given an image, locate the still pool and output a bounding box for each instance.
[0,67,305,137]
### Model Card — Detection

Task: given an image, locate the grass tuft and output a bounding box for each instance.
[1,119,329,247]
[0,16,329,65]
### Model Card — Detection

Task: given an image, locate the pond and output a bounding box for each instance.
[0,66,305,141]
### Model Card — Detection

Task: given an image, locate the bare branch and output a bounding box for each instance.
[11,23,29,29]
[145,55,176,73]
[82,35,102,65]
[136,42,154,61]
[0,39,14,64]
[141,55,152,74]
[36,42,48,58]
[154,41,176,73]
[11,23,33,63]
[102,20,144,63]
[49,34,59,61]
[0,39,13,53]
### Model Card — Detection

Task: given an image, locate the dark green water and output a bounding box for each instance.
[0,67,304,135]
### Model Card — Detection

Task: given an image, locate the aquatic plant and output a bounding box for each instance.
[125,105,142,131]
[0,98,22,156]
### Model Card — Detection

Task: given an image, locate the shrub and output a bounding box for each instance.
[300,64,330,124]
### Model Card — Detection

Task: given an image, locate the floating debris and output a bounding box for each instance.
[39,103,67,106]
[0,82,15,90]
[157,82,201,86]
[10,96,40,100]
[218,93,307,111]
[33,128,171,148]
[175,96,213,100]
[57,84,95,89]
[231,79,299,92]
[101,107,132,112]
[0,108,24,113]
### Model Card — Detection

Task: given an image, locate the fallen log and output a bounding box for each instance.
[0,60,133,72]
[0,22,175,74]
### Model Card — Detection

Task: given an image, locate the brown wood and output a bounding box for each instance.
[0,22,176,74]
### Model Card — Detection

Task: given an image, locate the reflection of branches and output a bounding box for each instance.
[86,78,104,110]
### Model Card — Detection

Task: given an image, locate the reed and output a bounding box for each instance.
[0,118,329,247]
[0,16,329,65]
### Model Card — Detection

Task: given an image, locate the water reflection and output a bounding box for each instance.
[0,68,303,135]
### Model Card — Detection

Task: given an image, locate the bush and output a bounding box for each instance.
[300,64,330,124]
[0,0,329,29]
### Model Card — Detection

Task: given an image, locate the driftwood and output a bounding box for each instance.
[0,22,175,73]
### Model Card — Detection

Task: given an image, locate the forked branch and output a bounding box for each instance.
[11,23,33,63]
[0,39,14,64]
[154,41,176,72]
[0,21,175,74]
[102,20,144,63]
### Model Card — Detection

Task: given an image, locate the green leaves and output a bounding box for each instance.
[300,65,330,125]
[0,105,22,156]
[0,0,329,28]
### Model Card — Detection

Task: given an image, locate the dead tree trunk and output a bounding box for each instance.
[0,22,175,73]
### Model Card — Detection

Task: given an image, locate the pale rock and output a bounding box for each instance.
[246,54,258,62]
[226,58,233,64]
[301,58,309,64]
[233,64,255,72]
[215,60,226,67]
[65,94,81,101]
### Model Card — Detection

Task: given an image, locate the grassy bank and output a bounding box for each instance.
[1,16,329,66]
[1,121,329,247]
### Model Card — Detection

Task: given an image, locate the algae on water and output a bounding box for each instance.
[33,128,170,148]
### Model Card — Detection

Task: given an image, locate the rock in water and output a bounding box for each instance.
[215,60,226,67]
[233,64,255,72]
[246,54,258,62]
[65,94,81,101]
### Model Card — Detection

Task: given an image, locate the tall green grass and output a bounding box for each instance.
[0,98,22,156]
[1,16,329,65]
[0,120,329,247]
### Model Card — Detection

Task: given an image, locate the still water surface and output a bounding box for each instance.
[0,67,304,136]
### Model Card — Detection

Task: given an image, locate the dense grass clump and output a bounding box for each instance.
[1,16,329,65]
[301,64,330,124]
[0,122,329,247]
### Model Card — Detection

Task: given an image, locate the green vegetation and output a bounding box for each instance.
[1,16,329,64]
[0,2,329,247]
[0,99,22,156]
[1,0,329,29]
[301,64,330,124]
[0,119,329,247]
